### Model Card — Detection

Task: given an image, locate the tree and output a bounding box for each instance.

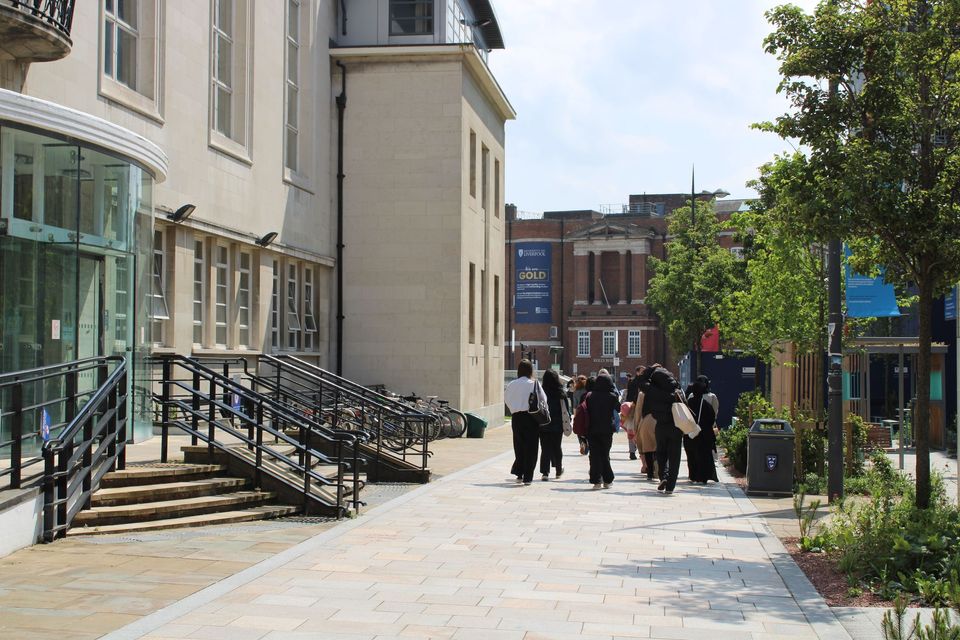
[645,200,740,373]
[760,0,960,508]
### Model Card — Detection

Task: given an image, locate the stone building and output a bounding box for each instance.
[505,194,745,383]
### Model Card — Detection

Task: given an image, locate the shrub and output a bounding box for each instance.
[718,422,748,474]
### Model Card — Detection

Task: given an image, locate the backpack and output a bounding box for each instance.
[572,393,590,436]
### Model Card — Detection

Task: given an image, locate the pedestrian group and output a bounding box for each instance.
[504,360,720,492]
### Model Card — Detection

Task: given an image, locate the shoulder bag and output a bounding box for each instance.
[672,395,701,438]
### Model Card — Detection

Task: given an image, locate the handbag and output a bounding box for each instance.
[572,394,590,436]
[561,398,573,437]
[672,399,701,438]
[528,380,551,427]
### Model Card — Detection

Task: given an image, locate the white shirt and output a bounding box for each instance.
[504,376,546,414]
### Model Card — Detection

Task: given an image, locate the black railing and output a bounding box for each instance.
[7,0,76,38]
[255,355,433,474]
[151,355,364,517]
[1,356,122,491]
[42,361,127,541]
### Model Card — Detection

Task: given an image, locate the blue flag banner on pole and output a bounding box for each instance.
[515,242,552,324]
[844,247,900,318]
[946,287,957,321]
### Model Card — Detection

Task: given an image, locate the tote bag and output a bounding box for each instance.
[672,401,701,438]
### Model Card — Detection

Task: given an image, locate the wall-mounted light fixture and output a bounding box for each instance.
[460,18,491,27]
[255,231,278,247]
[167,204,196,223]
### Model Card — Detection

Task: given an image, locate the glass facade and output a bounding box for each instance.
[0,123,156,447]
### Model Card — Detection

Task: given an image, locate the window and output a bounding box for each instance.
[628,330,641,357]
[303,266,318,350]
[104,0,138,88]
[210,0,250,153]
[468,262,476,344]
[389,0,433,35]
[445,0,468,43]
[577,330,590,357]
[494,158,501,218]
[237,251,251,348]
[214,245,229,347]
[480,268,487,345]
[493,275,500,346]
[730,246,745,260]
[193,240,205,345]
[114,257,129,347]
[287,263,301,349]
[270,260,280,349]
[481,144,489,211]
[284,0,300,171]
[602,330,617,357]
[149,229,169,345]
[469,131,476,198]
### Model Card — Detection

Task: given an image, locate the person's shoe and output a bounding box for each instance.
[523,480,532,485]
[629,452,637,460]
[579,443,587,455]
[515,477,523,484]
[541,474,549,481]
[657,481,667,492]
[592,483,602,490]
[646,474,655,481]
[556,468,564,479]
[602,482,611,489]
[664,489,674,495]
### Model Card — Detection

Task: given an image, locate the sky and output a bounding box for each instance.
[487,0,820,213]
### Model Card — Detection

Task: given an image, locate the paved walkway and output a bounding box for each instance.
[91,435,848,640]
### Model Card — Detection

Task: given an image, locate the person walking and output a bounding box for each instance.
[625,366,645,460]
[572,375,591,455]
[586,373,619,489]
[504,359,546,485]
[539,369,569,480]
[685,375,720,484]
[638,363,682,494]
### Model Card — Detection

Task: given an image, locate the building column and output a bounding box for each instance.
[592,251,602,305]
[632,250,647,303]
[617,251,627,304]
[574,252,588,305]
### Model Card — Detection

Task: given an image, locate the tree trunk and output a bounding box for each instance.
[915,271,933,509]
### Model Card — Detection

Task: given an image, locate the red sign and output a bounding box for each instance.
[701,326,720,352]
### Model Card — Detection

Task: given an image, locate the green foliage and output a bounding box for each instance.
[718,422,749,474]
[645,200,741,359]
[760,0,960,509]
[802,471,825,495]
[883,594,960,640]
[847,413,871,477]
[794,486,826,551]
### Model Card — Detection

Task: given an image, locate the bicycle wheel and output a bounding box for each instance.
[445,409,467,438]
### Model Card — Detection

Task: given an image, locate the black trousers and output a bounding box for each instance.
[587,432,614,485]
[511,412,540,483]
[539,430,563,475]
[643,452,656,479]
[655,425,683,491]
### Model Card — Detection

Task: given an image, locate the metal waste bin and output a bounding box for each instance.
[746,419,795,496]
[466,413,487,438]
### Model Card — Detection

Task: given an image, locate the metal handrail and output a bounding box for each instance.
[7,0,76,38]
[1,356,123,490]
[41,361,127,541]
[152,355,364,516]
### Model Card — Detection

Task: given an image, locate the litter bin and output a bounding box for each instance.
[466,413,487,438]
[746,419,795,496]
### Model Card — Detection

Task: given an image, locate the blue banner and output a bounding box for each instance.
[845,248,900,318]
[515,242,552,324]
[946,287,957,321]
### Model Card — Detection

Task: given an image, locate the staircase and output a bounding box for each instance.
[67,463,297,536]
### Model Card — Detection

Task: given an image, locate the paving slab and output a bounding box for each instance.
[93,433,850,640]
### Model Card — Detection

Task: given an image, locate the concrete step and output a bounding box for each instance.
[90,477,249,507]
[100,464,228,488]
[67,504,299,536]
[75,491,277,526]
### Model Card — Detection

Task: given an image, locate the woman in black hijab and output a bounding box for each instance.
[586,373,620,489]
[685,375,719,484]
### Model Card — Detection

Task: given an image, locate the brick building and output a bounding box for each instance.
[505,194,745,384]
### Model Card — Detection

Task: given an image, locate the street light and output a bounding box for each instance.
[690,167,729,227]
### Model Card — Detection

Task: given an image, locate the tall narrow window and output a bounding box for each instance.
[578,330,590,357]
[114,257,129,346]
[286,263,301,349]
[480,268,488,345]
[303,266,317,350]
[493,275,500,346]
[602,330,617,357]
[469,131,476,198]
[214,246,229,347]
[468,262,476,344]
[193,240,205,346]
[212,0,235,138]
[389,0,433,35]
[270,260,280,349]
[149,229,169,345]
[628,330,641,357]
[104,0,139,89]
[481,145,489,211]
[285,0,300,171]
[494,158,501,218]
[237,251,251,348]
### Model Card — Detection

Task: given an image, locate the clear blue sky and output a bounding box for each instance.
[488,0,820,212]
